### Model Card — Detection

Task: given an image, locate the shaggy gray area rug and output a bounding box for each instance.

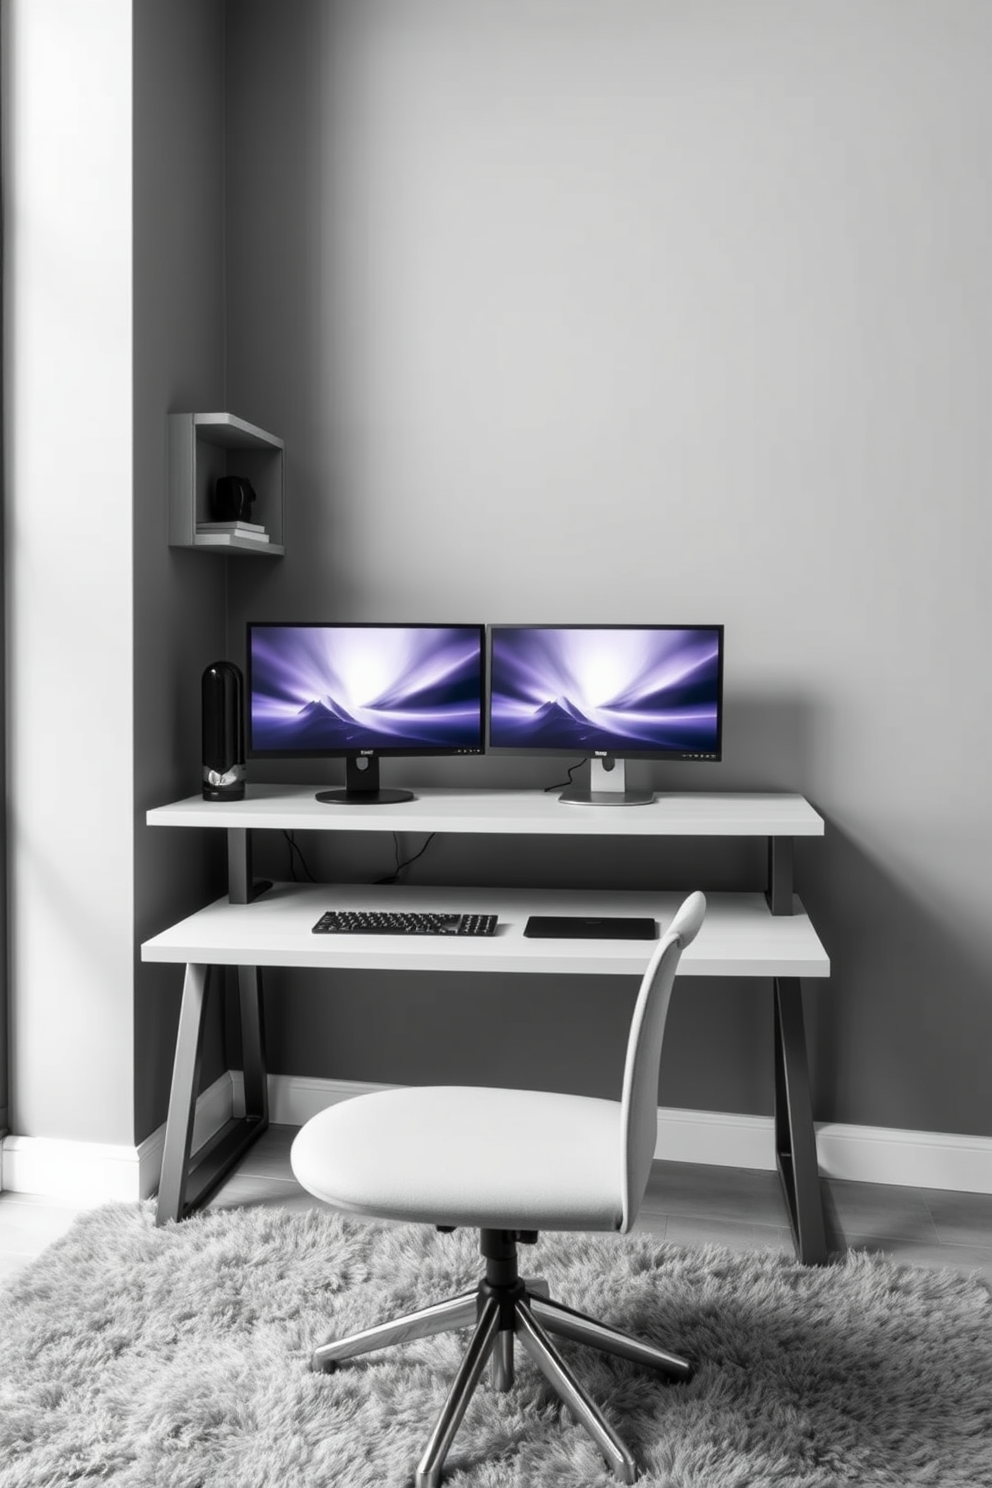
[1,1203,990,1487]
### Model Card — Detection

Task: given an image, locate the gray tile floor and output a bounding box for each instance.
[2,1124,992,1288]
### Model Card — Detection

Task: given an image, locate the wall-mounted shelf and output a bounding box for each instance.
[168,412,285,555]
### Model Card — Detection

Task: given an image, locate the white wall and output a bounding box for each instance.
[225,0,992,1139]
[3,0,230,1153]
[4,0,135,1143]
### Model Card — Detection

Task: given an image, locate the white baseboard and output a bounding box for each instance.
[1,1134,148,1205]
[813,1121,992,1195]
[652,1105,992,1194]
[0,1072,240,1205]
[4,1071,991,1203]
[232,1071,398,1128]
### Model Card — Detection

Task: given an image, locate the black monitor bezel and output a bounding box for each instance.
[485,622,725,762]
[245,620,487,761]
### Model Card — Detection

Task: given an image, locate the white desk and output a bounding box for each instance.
[142,787,829,1260]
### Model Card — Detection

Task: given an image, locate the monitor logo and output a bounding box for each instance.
[594,750,608,757]
[360,749,375,756]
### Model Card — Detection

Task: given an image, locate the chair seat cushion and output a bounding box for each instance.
[290,1085,624,1232]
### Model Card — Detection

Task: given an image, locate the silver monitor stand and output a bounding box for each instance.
[558,757,655,807]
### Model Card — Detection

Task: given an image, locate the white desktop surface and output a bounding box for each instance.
[147,785,825,838]
[141,883,828,979]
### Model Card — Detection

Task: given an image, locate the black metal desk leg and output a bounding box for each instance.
[767,837,795,916]
[774,977,828,1265]
[238,965,269,1124]
[156,963,210,1225]
[228,829,252,905]
[155,963,270,1226]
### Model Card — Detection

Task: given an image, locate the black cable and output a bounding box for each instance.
[376,832,436,884]
[283,829,435,887]
[544,759,588,793]
[284,831,318,883]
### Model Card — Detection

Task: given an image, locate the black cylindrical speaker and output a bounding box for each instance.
[202,661,246,801]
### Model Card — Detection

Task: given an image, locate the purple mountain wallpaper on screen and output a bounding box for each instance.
[249,625,484,754]
[489,627,722,755]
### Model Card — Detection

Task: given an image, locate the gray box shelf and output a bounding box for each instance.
[168,411,284,555]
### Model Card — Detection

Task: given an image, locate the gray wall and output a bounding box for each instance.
[221,0,992,1141]
[6,1,987,1154]
[132,0,230,1144]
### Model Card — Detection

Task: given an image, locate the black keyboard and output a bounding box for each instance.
[312,910,498,937]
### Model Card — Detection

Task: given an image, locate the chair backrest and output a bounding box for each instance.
[619,891,706,1232]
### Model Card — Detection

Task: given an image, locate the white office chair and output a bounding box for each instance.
[291,891,706,1488]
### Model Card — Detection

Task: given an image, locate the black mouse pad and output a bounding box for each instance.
[523,915,657,940]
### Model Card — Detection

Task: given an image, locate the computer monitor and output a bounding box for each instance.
[487,623,724,805]
[247,622,486,804]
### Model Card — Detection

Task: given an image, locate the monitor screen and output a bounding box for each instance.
[247,623,485,803]
[488,624,723,764]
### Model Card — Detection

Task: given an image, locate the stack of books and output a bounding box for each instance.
[195,521,270,547]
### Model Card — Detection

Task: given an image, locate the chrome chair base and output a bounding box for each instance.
[310,1229,694,1488]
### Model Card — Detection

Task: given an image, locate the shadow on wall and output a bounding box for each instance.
[800,821,992,1139]
[720,689,992,1138]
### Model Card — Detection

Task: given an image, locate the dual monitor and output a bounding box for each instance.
[247,622,724,807]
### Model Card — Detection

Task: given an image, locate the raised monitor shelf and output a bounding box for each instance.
[168,411,285,555]
[146,785,825,839]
